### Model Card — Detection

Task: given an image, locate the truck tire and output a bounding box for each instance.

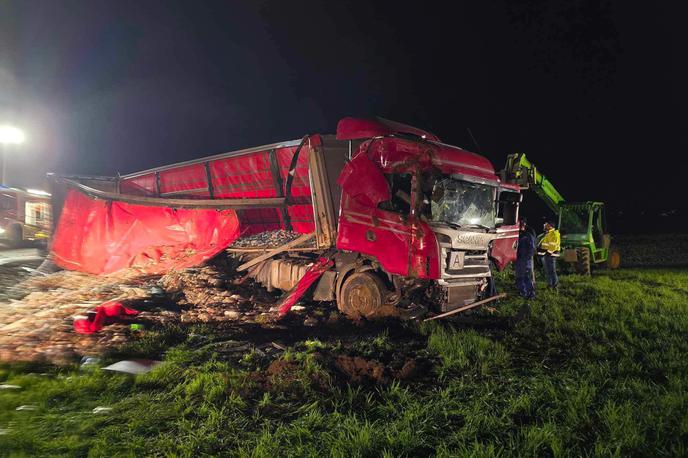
[337,272,389,320]
[7,224,23,248]
[575,247,591,275]
[606,247,621,269]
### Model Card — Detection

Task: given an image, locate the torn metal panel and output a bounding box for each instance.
[313,270,337,301]
[491,227,519,271]
[277,258,334,315]
[336,117,440,142]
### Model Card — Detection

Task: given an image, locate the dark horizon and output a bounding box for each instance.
[1,1,685,224]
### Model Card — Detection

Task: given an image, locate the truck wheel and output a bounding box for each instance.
[7,224,23,248]
[606,247,621,269]
[575,247,591,275]
[337,272,388,320]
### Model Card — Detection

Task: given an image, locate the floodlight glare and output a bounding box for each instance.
[0,125,26,144]
[26,188,51,196]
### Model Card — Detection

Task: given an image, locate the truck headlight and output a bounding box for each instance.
[0,227,5,234]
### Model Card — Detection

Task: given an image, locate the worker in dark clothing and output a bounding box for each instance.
[515,219,536,299]
[538,221,561,289]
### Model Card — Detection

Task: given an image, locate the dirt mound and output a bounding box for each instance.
[266,359,300,377]
[396,359,418,380]
[335,355,386,383]
[333,355,419,384]
[261,350,422,390]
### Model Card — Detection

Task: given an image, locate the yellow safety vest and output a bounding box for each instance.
[539,229,561,252]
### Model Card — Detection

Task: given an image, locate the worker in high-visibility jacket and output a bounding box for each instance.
[538,221,561,288]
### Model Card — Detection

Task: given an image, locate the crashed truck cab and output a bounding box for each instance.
[49,117,520,319]
[333,118,521,316]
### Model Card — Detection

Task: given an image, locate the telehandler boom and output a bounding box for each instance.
[500,153,620,274]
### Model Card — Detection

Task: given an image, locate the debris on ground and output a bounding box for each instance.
[0,252,335,364]
[80,357,101,370]
[159,262,278,324]
[0,262,42,302]
[0,269,155,363]
[73,301,140,334]
[15,405,39,411]
[0,384,22,390]
[102,359,162,375]
[92,407,113,414]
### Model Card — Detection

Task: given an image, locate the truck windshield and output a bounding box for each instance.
[427,177,496,228]
[559,206,589,234]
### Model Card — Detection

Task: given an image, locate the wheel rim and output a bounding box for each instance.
[349,284,379,311]
[339,273,387,319]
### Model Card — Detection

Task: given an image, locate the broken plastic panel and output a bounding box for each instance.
[103,359,162,375]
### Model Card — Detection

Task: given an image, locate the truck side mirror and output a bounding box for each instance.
[337,153,391,207]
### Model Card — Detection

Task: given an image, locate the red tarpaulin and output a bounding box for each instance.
[51,189,241,275]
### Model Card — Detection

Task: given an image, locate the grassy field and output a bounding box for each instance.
[614,234,688,267]
[1,268,687,457]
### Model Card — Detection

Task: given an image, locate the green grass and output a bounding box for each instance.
[1,268,687,456]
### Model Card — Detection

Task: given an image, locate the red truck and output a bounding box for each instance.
[52,118,521,318]
[0,186,51,246]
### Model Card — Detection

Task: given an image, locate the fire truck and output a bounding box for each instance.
[51,118,521,318]
[0,186,51,246]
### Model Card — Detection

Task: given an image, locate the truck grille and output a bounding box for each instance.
[441,248,491,279]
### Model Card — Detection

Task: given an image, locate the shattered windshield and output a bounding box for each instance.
[426,176,496,229]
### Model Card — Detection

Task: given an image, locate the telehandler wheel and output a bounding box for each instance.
[575,247,591,275]
[606,247,621,269]
[337,272,388,320]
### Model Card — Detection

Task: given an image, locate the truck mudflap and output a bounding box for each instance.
[51,188,241,275]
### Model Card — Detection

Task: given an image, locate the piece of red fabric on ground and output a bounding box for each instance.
[52,189,241,275]
[73,301,140,334]
[278,257,334,316]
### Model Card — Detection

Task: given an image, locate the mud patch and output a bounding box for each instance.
[266,359,300,378]
[396,359,418,380]
[333,355,424,384]
[335,355,387,384]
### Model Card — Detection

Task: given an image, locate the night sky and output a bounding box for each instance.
[0,1,685,229]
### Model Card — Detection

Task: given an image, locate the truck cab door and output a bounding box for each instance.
[491,189,521,271]
[336,153,414,276]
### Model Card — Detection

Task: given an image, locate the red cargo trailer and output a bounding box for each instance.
[51,118,521,318]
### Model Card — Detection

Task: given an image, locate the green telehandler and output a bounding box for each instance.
[500,153,621,275]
